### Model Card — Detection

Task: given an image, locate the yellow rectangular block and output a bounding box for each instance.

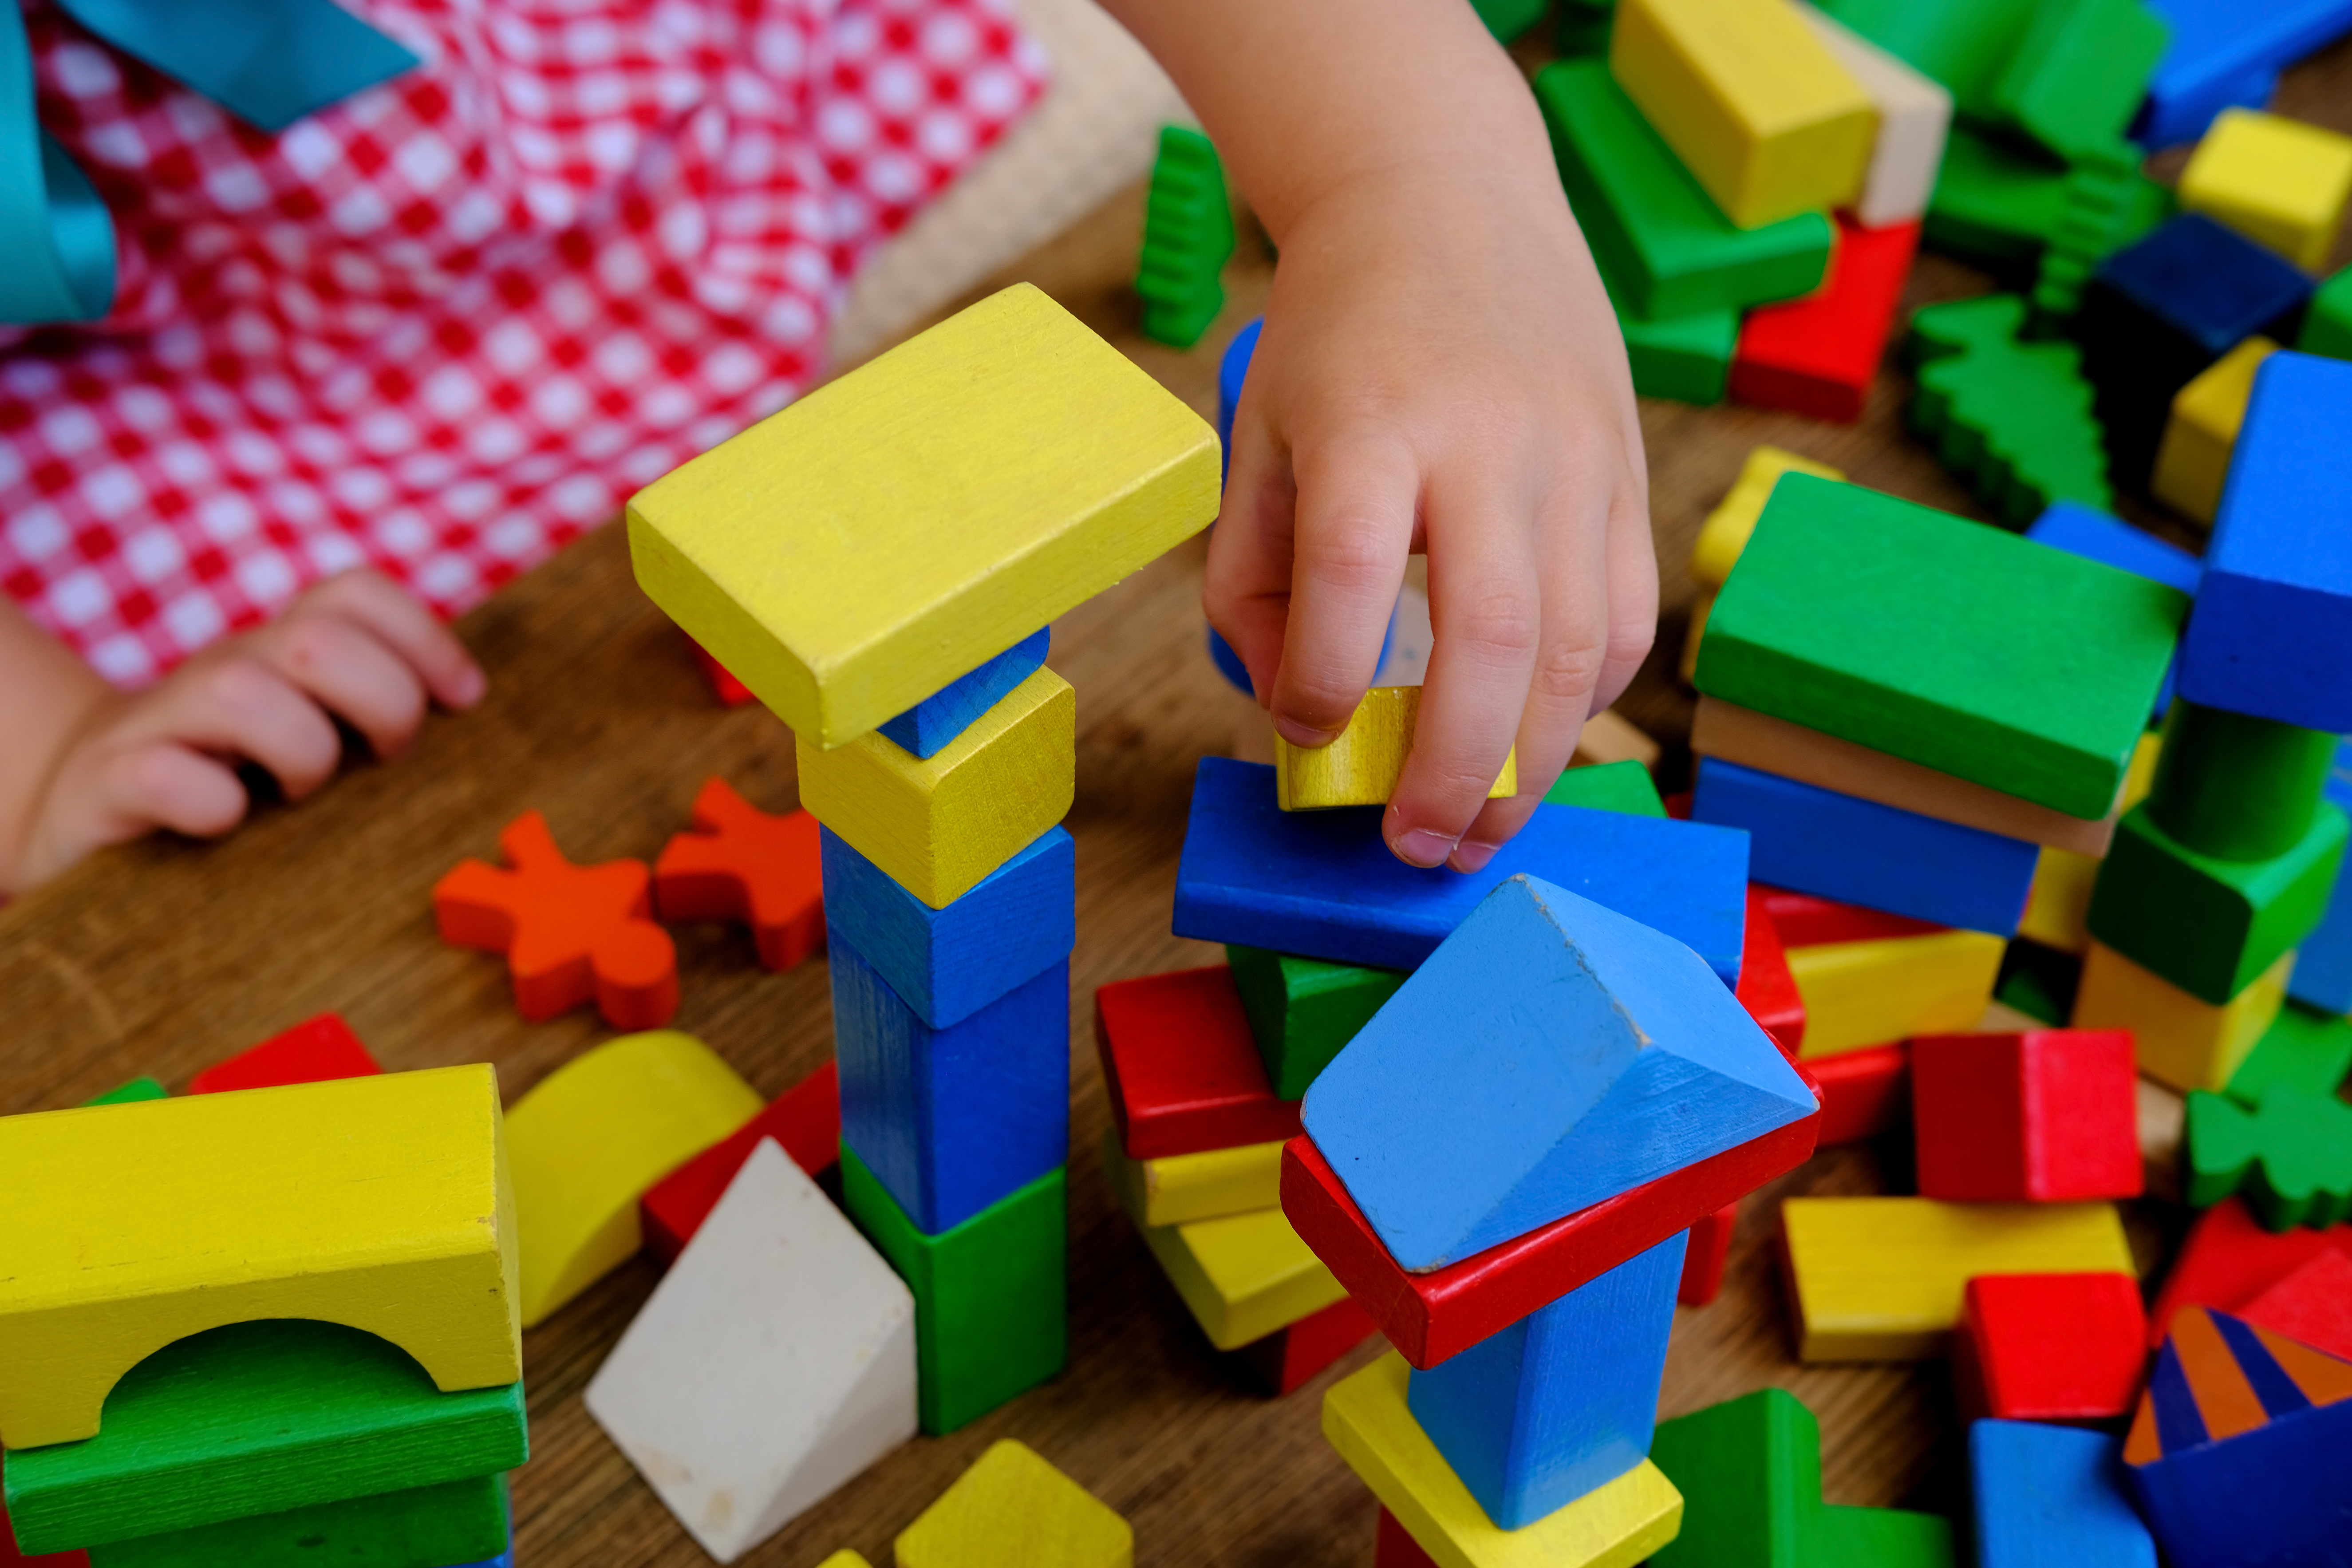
[1106,1135,1284,1228]
[2153,336,2281,527]
[627,283,1220,749]
[2073,939,2289,1093]
[1780,1197,2134,1361]
[2178,108,2352,272]
[1689,446,1846,589]
[797,665,1074,907]
[2018,732,2163,954]
[1324,1354,1684,1568]
[1610,0,1876,229]
[1788,928,2007,1059]
[1275,686,1516,810]
[1106,1130,1344,1350]
[0,1066,519,1449]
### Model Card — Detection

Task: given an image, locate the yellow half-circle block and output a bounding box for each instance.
[1275,687,1518,811]
[0,1066,517,1450]
[896,1439,1132,1568]
[509,1030,763,1328]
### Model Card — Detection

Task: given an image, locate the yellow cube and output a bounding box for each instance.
[2178,109,2352,272]
[1787,928,2007,1059]
[896,1439,1131,1568]
[2018,733,2163,954]
[1274,685,1516,810]
[1689,446,1846,589]
[2152,336,2281,527]
[2073,940,2289,1093]
[1610,0,1876,229]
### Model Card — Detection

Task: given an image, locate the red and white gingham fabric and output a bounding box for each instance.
[0,0,1046,685]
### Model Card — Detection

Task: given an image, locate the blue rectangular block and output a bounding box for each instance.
[832,937,1069,1234]
[820,824,1074,1028]
[2135,0,2352,147]
[1407,1232,1685,1530]
[1690,758,2038,935]
[2178,353,2352,734]
[1972,1421,2155,1568]
[876,628,1051,758]
[2026,502,2200,721]
[2287,740,2352,1014]
[1172,757,1750,985]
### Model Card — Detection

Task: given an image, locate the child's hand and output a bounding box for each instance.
[6,570,484,891]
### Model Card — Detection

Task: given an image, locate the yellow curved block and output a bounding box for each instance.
[0,1066,517,1450]
[896,1439,1131,1568]
[2152,336,2279,527]
[1275,686,1517,811]
[627,282,1219,750]
[1788,928,2007,1059]
[1689,446,1844,589]
[2073,941,2288,1094]
[797,666,1075,908]
[509,1031,763,1328]
[1325,1355,1683,1568]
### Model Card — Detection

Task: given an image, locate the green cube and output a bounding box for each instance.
[1694,474,2186,818]
[2087,802,2350,1006]
[2227,1001,2352,1110]
[1543,758,1666,817]
[1225,945,1407,1101]
[2301,265,2352,362]
[842,1146,1066,1435]
[88,1474,508,1568]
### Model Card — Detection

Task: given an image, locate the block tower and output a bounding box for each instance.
[628,283,1220,1432]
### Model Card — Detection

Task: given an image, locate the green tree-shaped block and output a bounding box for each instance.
[1137,125,1235,349]
[2186,1082,2352,1232]
[1907,293,2113,525]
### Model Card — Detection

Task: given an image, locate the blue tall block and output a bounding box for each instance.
[820,824,1074,1027]
[1972,1421,2155,1568]
[832,937,1069,1234]
[1690,758,2039,936]
[1408,1232,1686,1529]
[2287,739,2352,1014]
[877,628,1051,758]
[1173,757,1750,984]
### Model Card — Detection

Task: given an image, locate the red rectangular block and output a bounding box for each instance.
[1376,1507,1440,1568]
[1912,1030,2141,1201]
[1812,1041,1909,1146]
[188,1013,381,1096]
[1679,1200,1740,1306]
[1953,1271,2148,1422]
[1096,966,1302,1159]
[642,1061,841,1266]
[2239,1248,2352,1362]
[1737,889,1806,1056]
[1236,1293,1377,1397]
[1280,1078,1820,1368]
[1730,217,1921,423]
[1758,886,1946,948]
[2145,1197,2352,1349]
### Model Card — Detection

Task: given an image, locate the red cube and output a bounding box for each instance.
[1953,1272,2147,1422]
[1911,1029,2141,1201]
[1811,1041,1910,1147]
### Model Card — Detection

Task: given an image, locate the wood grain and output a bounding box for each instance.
[8,34,2350,1564]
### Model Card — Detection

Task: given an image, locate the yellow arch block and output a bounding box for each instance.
[0,1066,517,1450]
[508,1030,763,1328]
[1275,687,1517,811]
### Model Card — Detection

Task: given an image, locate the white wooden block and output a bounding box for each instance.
[1795,3,1953,227]
[586,1139,917,1563]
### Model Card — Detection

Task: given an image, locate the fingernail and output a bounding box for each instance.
[1449,839,1498,874]
[450,665,487,707]
[1390,828,1458,868]
[1275,714,1340,749]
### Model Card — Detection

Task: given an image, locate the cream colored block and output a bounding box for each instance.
[2178,108,2352,271]
[1792,4,1952,226]
[1275,686,1516,810]
[2073,940,2289,1093]
[1689,446,1846,588]
[2152,336,2281,527]
[1788,928,2007,1059]
[895,1439,1132,1568]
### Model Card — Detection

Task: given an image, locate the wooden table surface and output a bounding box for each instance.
[8,36,2351,1568]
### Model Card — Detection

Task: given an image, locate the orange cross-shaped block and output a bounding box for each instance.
[653,777,825,972]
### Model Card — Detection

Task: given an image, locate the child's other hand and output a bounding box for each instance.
[16,570,484,888]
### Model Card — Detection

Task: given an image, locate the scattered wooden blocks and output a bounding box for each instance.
[2024,511,2197,726]
[2072,940,2289,1094]
[2185,1081,2352,1230]
[2151,336,2281,527]
[504,1029,762,1327]
[1809,1041,1908,1146]
[1237,1294,1377,1398]
[77,1473,509,1568]
[880,631,1052,760]
[1302,877,1815,1271]
[2178,108,2352,271]
[1786,929,2005,1058]
[1225,945,1406,1102]
[2146,1196,2352,1351]
[2239,1248,2352,1361]
[1779,1196,2134,1360]
[186,1013,379,1095]
[1275,687,1516,811]
[1678,1202,1739,1306]
[1791,4,1949,225]
[1136,125,1235,350]
[587,1140,916,1563]
[1969,1421,2155,1568]
[0,1066,517,1449]
[640,1060,840,1266]
[1688,448,1845,599]
[1735,890,1805,1056]
[895,1439,1130,1568]
[1094,965,1300,1159]
[1325,1354,1684,1568]
[433,810,678,1029]
[651,777,824,972]
[1109,1135,1284,1228]
[627,283,1218,748]
[1906,293,2114,524]
[1730,218,1918,423]
[1951,1272,2148,1423]
[2226,1000,2352,1108]
[1910,1029,2141,1201]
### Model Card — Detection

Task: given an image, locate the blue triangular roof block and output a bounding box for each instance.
[1303,874,1815,1272]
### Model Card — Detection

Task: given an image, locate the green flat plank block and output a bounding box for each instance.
[1543,759,1667,817]
[2298,266,2352,363]
[1814,1505,1956,1568]
[2086,802,2349,1006]
[1923,126,2066,267]
[82,1078,165,1106]
[1225,945,1407,1102]
[4,1320,525,1553]
[2227,1001,2352,1110]
[1694,474,2183,818]
[1534,59,1832,320]
[1814,0,2034,112]
[86,1473,509,1568]
[841,1145,1065,1437]
[1988,0,2170,160]
[2186,1083,2352,1232]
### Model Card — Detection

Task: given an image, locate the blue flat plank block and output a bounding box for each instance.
[876,628,1051,758]
[2178,353,2352,734]
[1172,757,1750,986]
[1691,758,2037,936]
[820,824,1073,1028]
[2136,0,2352,146]
[2027,502,2200,720]
[833,938,1069,1234]
[2098,216,2313,357]
[1408,1232,1685,1529]
[1972,1421,2155,1568]
[1303,876,1814,1272]
[2288,739,2352,1012]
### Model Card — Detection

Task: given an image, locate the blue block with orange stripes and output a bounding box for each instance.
[2124,1305,2352,1568]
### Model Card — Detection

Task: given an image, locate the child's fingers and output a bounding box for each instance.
[1268,433,1417,745]
[98,740,251,840]
[253,610,432,762]
[1591,481,1660,715]
[134,658,346,801]
[1203,416,1300,703]
[298,570,486,710]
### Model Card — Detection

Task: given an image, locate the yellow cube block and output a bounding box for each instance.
[1610,0,1876,229]
[1780,1197,2134,1361]
[2073,939,2289,1093]
[1324,1354,1684,1568]
[1787,928,2007,1059]
[1689,446,1846,588]
[1103,1132,1284,1228]
[1274,685,1516,810]
[2018,733,2162,954]
[797,665,1074,907]
[2152,336,2281,527]
[896,1439,1132,1568]
[628,283,1219,749]
[2178,109,2352,272]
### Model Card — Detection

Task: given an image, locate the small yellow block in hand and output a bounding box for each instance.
[1275,686,1516,811]
[2178,109,2352,271]
[895,1439,1132,1568]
